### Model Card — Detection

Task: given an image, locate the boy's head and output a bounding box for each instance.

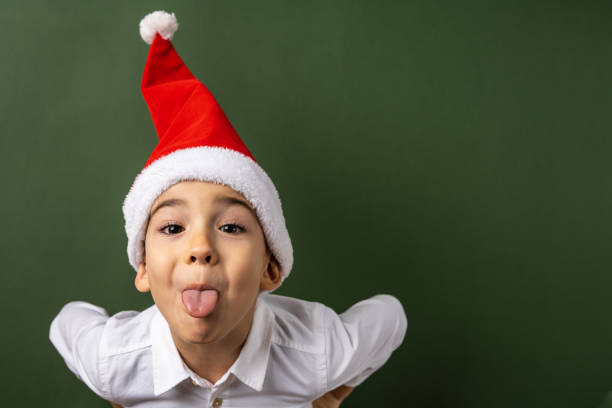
[122,12,293,299]
[134,180,282,345]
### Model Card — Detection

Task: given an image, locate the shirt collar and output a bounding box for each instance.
[150,296,274,396]
[228,295,274,391]
[150,308,190,396]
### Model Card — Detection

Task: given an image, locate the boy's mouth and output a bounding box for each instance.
[182,285,219,318]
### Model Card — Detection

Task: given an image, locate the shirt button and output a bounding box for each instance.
[212,397,223,407]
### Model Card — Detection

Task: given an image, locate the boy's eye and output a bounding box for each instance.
[219,224,245,234]
[160,223,184,235]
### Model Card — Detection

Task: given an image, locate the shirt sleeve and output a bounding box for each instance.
[323,294,407,390]
[49,301,111,400]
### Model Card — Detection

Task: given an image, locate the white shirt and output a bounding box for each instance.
[49,293,407,407]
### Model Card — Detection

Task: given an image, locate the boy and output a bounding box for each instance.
[50,11,407,407]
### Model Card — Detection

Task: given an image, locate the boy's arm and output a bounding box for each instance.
[49,301,110,400]
[323,294,407,390]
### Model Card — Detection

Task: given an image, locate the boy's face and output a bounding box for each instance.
[134,181,281,347]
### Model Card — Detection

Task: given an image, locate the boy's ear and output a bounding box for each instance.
[260,253,282,291]
[134,262,151,293]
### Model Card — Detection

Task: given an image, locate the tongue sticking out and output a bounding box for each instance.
[182,289,219,318]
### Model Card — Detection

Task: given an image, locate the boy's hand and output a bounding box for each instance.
[109,385,354,408]
[313,385,355,408]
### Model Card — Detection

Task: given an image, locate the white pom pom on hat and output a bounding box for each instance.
[139,10,179,44]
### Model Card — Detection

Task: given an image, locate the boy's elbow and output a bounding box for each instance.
[50,302,78,348]
[371,294,408,350]
[49,301,109,351]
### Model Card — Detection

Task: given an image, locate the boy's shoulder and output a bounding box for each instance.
[98,304,159,358]
[260,293,328,355]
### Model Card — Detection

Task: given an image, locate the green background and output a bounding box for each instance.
[1,1,611,407]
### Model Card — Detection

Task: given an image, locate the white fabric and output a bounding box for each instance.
[139,11,178,45]
[122,147,293,282]
[50,294,407,407]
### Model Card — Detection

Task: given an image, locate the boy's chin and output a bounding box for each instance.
[176,316,221,344]
[182,332,217,345]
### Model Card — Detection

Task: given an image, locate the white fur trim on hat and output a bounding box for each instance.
[122,147,293,281]
[139,11,179,45]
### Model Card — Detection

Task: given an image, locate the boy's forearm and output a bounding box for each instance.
[313,385,355,408]
[329,385,354,401]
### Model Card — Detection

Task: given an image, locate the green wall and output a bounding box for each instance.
[1,1,611,407]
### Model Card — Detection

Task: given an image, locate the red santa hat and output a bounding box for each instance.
[122,11,293,281]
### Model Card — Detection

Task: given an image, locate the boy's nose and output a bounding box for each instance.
[186,246,215,265]
[184,231,216,265]
[188,252,212,264]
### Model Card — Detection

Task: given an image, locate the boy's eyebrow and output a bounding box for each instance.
[149,196,256,218]
[150,198,186,217]
[214,196,257,217]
